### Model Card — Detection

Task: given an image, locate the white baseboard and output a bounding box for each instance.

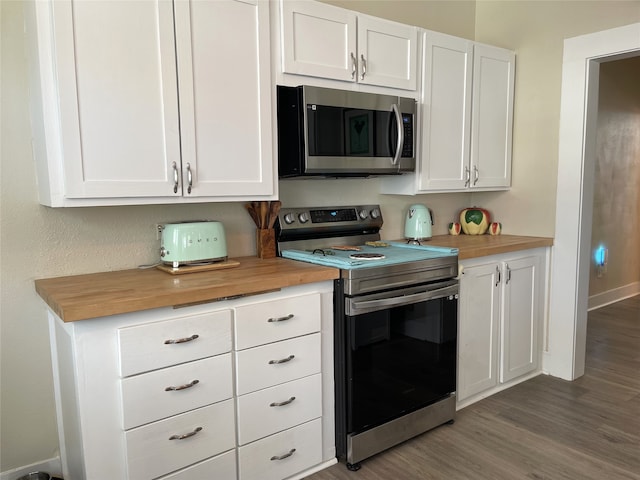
[588,282,640,311]
[0,457,62,480]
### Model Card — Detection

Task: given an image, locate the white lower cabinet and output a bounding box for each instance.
[121,354,233,430]
[457,248,547,406]
[157,450,237,480]
[238,419,323,480]
[237,374,322,445]
[47,282,335,480]
[234,293,327,479]
[124,400,236,479]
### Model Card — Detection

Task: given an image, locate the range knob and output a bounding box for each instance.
[298,212,310,223]
[358,209,369,220]
[370,208,381,219]
[283,213,296,224]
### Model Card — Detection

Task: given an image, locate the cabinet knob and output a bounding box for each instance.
[360,54,367,80]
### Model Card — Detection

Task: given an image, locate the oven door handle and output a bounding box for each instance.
[350,284,458,312]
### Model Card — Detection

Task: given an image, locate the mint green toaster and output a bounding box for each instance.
[160,221,227,267]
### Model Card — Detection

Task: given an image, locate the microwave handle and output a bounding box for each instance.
[390,103,404,166]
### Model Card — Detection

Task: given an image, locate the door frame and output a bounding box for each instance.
[546,22,640,380]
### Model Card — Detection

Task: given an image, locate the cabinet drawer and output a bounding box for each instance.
[121,354,233,429]
[118,310,231,377]
[237,374,322,445]
[235,294,321,350]
[238,418,322,480]
[235,333,321,396]
[156,449,236,480]
[125,400,235,480]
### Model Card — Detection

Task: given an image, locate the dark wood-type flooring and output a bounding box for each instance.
[306,295,640,479]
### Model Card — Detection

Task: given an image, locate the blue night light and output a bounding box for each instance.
[594,245,607,266]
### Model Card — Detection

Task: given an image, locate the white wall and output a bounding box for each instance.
[471,0,640,236]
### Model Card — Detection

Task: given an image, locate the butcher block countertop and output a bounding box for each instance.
[35,256,339,323]
[427,234,553,260]
[35,235,552,323]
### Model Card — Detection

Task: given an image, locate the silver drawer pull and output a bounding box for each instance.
[168,426,203,441]
[164,334,199,345]
[270,396,296,407]
[165,379,200,391]
[267,314,294,323]
[270,448,296,461]
[268,355,295,365]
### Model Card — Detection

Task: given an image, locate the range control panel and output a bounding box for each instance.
[276,205,383,233]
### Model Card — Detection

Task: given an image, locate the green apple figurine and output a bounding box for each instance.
[459,207,491,235]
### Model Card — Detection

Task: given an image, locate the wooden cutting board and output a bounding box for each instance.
[156,259,240,275]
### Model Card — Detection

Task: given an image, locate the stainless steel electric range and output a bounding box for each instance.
[275,205,459,471]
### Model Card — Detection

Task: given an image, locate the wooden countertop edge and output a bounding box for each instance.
[35,256,339,323]
[393,235,553,260]
[35,235,553,323]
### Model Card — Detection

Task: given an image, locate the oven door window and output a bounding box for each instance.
[346,295,457,434]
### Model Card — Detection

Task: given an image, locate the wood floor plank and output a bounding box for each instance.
[305,295,640,479]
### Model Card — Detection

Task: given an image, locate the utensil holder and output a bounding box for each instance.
[256,229,276,259]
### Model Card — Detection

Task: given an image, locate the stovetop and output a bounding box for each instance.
[281,242,458,270]
[275,204,459,294]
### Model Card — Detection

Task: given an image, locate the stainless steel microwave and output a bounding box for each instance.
[277,85,416,178]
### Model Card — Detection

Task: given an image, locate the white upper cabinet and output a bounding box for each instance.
[40,1,181,201]
[470,44,514,190]
[281,0,357,81]
[419,31,473,191]
[381,32,514,195]
[174,0,274,198]
[280,0,418,91]
[27,0,275,207]
[421,37,514,192]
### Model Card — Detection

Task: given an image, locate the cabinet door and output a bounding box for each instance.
[419,31,472,191]
[52,0,181,198]
[356,15,418,90]
[500,256,540,382]
[458,262,501,401]
[174,0,274,197]
[281,0,357,82]
[470,44,514,189]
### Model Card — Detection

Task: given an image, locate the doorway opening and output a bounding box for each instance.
[546,23,640,381]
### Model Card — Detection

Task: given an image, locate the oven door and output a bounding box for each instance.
[344,280,458,435]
